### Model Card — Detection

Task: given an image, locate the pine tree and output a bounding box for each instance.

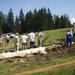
[47,8,53,30]
[25,10,34,32]
[54,15,61,29]
[15,16,21,33]
[0,11,4,33]
[7,8,14,32]
[19,9,25,33]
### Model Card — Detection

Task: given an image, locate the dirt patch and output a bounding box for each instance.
[46,44,75,56]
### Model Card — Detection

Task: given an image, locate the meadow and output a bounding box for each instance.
[30,64,75,75]
[1,27,71,48]
[0,27,75,75]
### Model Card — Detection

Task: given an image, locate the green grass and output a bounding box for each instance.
[30,64,75,75]
[0,54,75,75]
[1,27,73,49]
[42,28,70,43]
[0,27,75,75]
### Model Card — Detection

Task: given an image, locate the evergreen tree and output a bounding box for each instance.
[0,11,4,33]
[19,9,25,33]
[47,8,53,30]
[54,15,61,29]
[60,14,71,28]
[25,10,34,32]
[33,8,38,31]
[41,7,49,31]
[15,16,21,33]
[0,7,72,33]
[3,15,8,33]
[37,8,46,31]
[7,8,14,32]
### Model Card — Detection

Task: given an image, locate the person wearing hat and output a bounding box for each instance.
[13,33,19,51]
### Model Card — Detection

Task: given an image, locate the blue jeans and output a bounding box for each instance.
[66,38,72,46]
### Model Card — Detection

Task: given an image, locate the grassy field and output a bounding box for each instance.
[0,27,75,75]
[0,53,75,75]
[30,64,75,75]
[1,27,73,48]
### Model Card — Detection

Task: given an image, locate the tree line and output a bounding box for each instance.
[0,7,72,34]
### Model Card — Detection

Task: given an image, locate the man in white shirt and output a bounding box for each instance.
[28,31,36,48]
[13,33,19,51]
[38,32,44,47]
[20,33,28,50]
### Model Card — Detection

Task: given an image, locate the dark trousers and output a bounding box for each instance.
[30,42,35,48]
[22,43,26,50]
[66,38,72,46]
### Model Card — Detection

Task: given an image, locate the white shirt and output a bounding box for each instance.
[21,35,28,43]
[38,32,44,40]
[66,32,73,36]
[6,35,10,39]
[28,32,35,42]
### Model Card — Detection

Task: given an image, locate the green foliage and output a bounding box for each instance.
[7,8,14,32]
[15,16,21,33]
[0,11,4,33]
[0,7,72,33]
[25,10,34,32]
[19,9,25,33]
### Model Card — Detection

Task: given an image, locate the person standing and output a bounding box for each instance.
[73,28,75,42]
[13,33,19,51]
[38,32,44,47]
[66,30,73,46]
[28,31,36,48]
[6,34,10,45]
[0,34,3,47]
[20,33,28,50]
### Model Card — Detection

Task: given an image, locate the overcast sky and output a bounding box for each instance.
[0,0,75,24]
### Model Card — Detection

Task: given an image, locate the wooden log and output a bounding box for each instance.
[0,47,45,59]
[45,44,62,52]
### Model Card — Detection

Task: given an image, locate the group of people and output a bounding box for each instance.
[0,29,74,51]
[13,31,44,51]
